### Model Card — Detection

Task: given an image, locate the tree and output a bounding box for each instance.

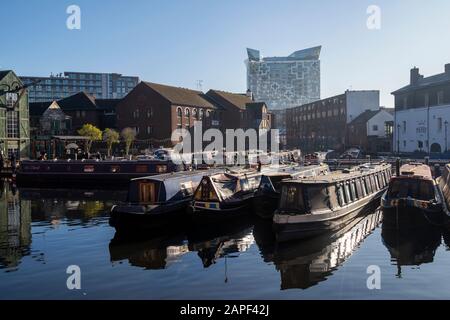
[121,127,136,156]
[103,128,120,157]
[78,124,102,154]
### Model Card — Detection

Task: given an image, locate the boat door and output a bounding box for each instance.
[138,181,157,204]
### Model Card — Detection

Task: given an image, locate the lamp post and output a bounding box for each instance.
[445,120,448,153]
[397,124,401,156]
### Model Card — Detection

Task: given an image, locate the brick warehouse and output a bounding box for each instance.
[116,81,273,149]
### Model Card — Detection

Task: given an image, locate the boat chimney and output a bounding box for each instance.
[396,158,401,176]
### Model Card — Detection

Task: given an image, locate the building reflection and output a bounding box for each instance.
[381,209,442,277]
[0,182,32,270]
[19,188,127,223]
[254,211,382,290]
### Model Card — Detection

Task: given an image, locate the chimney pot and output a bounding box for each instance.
[445,63,450,74]
[410,67,420,85]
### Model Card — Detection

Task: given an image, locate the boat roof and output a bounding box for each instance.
[262,164,327,177]
[131,168,222,182]
[286,163,390,185]
[397,163,433,180]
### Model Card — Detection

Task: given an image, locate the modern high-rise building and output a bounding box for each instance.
[245,46,321,111]
[20,71,139,103]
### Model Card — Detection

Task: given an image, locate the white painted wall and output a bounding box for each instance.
[367,109,393,137]
[346,90,380,124]
[394,104,450,153]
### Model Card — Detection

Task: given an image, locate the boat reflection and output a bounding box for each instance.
[381,208,442,276]
[0,182,32,271]
[109,229,189,269]
[255,210,382,290]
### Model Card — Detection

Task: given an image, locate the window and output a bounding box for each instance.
[199,109,204,120]
[147,108,153,118]
[81,111,86,118]
[350,181,358,200]
[424,93,429,107]
[372,125,378,131]
[403,121,406,133]
[337,185,346,206]
[5,93,18,108]
[438,117,443,132]
[279,185,305,213]
[185,108,190,126]
[6,111,19,138]
[438,91,444,105]
[344,184,352,203]
[133,109,139,119]
[177,108,182,127]
[147,126,153,135]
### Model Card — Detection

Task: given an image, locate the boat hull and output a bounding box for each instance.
[109,200,191,233]
[274,190,384,243]
[252,191,279,219]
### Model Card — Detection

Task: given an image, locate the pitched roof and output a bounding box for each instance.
[29,101,54,117]
[349,110,380,125]
[96,99,121,111]
[143,82,215,108]
[206,90,253,110]
[392,71,450,95]
[57,92,98,110]
[0,70,11,81]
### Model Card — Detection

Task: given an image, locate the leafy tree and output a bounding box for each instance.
[121,127,136,156]
[78,123,102,153]
[103,128,120,157]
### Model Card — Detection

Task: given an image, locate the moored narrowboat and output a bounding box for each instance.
[253,163,330,219]
[381,163,444,214]
[191,166,280,219]
[273,162,392,242]
[437,163,450,216]
[17,159,183,188]
[109,169,222,232]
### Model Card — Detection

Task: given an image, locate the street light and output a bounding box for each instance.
[397,124,401,156]
[445,120,448,153]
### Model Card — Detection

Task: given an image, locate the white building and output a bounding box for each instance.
[392,64,450,154]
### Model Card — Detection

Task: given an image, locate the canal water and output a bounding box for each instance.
[1,182,450,300]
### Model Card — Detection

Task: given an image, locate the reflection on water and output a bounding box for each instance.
[381,209,444,277]
[254,211,383,290]
[0,183,31,271]
[2,182,450,299]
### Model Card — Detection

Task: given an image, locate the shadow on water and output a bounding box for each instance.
[253,210,383,290]
[381,208,446,277]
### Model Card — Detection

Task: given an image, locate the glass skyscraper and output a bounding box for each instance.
[245,46,321,110]
[21,72,139,103]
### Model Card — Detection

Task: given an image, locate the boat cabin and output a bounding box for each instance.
[277,163,392,216]
[387,163,435,201]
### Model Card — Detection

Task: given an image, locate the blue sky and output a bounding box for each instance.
[1,0,449,107]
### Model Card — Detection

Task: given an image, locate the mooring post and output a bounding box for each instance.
[396,157,401,176]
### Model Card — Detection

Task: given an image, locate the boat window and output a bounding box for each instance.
[328,185,339,209]
[388,178,435,201]
[355,179,363,198]
[337,185,345,206]
[361,178,367,196]
[368,175,375,192]
[373,175,379,190]
[139,182,156,204]
[279,185,305,213]
[84,165,94,173]
[110,165,120,173]
[307,185,330,212]
[350,181,358,200]
[259,176,275,192]
[364,177,372,194]
[344,183,352,203]
[194,178,220,201]
[214,178,238,199]
[136,165,148,173]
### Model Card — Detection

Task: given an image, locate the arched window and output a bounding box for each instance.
[177,107,182,127]
[185,108,191,127]
[192,109,197,120]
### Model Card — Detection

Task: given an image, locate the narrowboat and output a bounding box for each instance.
[109,169,222,232]
[16,159,183,188]
[253,163,330,219]
[381,163,445,214]
[191,166,280,219]
[273,162,392,242]
[437,163,450,216]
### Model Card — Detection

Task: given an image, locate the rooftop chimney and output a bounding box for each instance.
[445,63,450,74]
[410,67,421,85]
[246,89,254,101]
